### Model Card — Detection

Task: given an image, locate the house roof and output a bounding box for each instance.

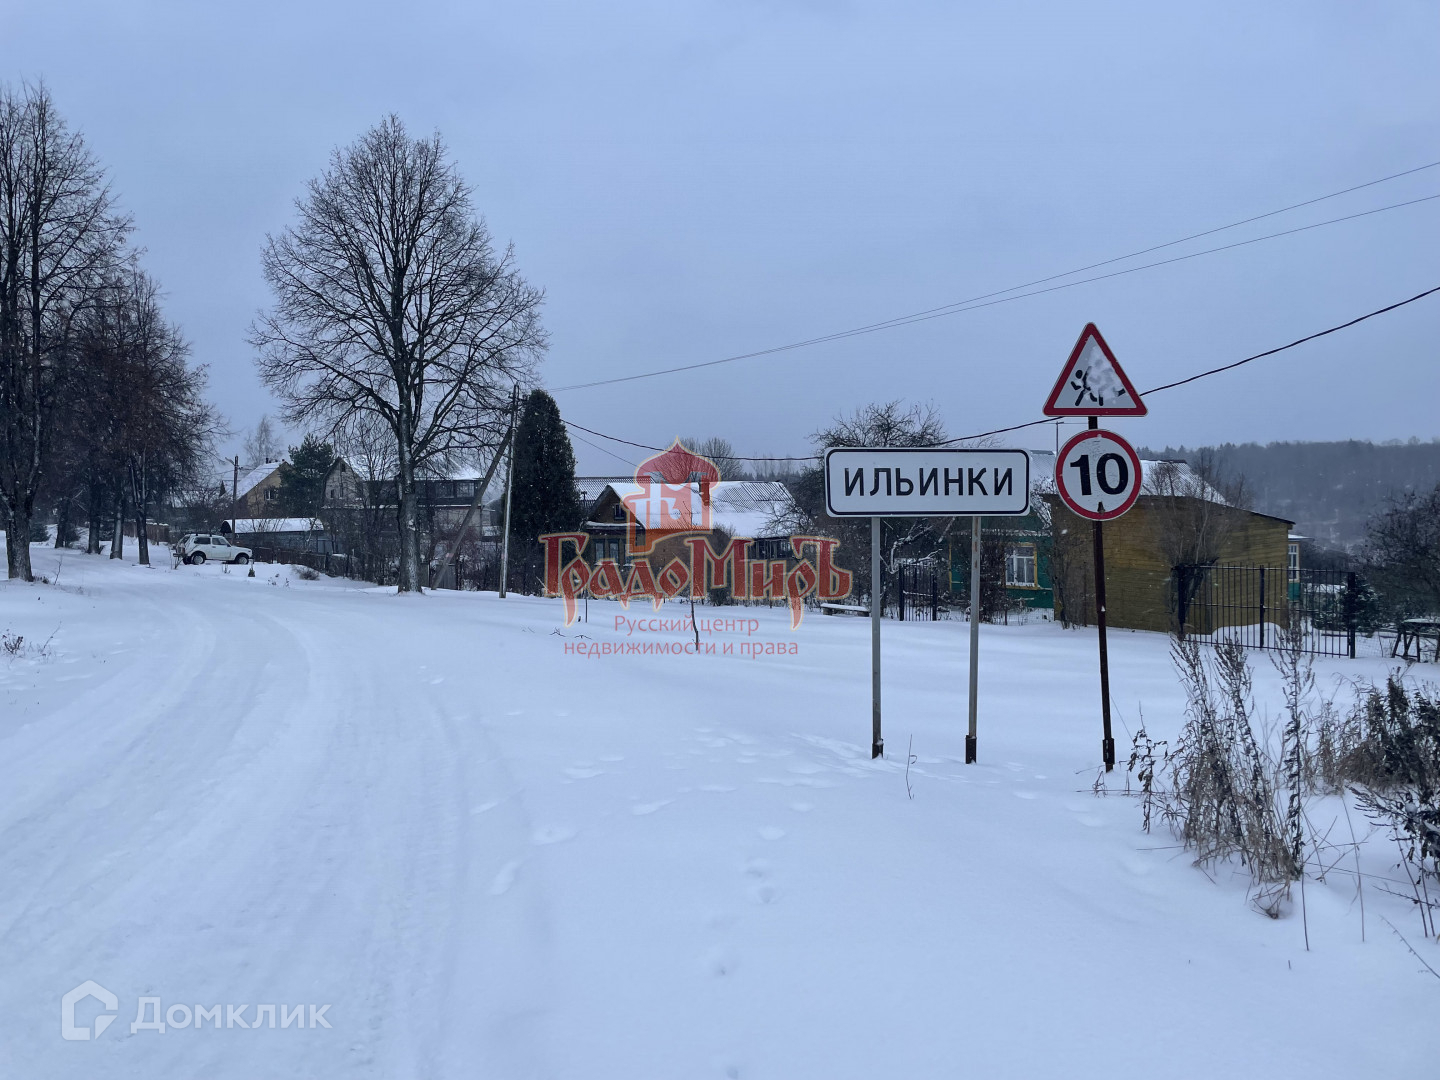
[1026,450,1227,503]
[576,475,637,505]
[218,461,283,499]
[588,480,793,538]
[227,517,324,534]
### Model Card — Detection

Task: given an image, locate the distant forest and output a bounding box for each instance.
[1139,439,1440,552]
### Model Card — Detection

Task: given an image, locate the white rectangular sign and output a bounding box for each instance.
[824,447,1031,517]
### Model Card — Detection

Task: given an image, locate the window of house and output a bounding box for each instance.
[612,502,626,521]
[1288,542,1300,583]
[1005,543,1038,588]
[456,480,474,500]
[264,487,278,501]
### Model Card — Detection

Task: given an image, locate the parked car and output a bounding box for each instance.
[176,533,252,565]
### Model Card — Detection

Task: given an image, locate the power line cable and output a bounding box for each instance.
[562,283,1440,461]
[550,164,1440,395]
[568,429,637,469]
[939,281,1440,447]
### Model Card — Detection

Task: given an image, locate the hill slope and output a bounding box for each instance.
[1141,439,1440,549]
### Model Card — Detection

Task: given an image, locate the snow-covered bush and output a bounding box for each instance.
[1342,676,1440,936]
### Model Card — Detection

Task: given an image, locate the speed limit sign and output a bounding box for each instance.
[1055,428,1141,521]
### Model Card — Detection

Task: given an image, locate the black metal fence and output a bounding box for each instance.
[1174,565,1369,658]
[249,545,352,577]
[895,560,945,621]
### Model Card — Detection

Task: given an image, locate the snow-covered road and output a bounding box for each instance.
[0,546,1432,1078]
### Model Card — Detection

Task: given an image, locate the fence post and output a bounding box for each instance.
[1345,572,1358,659]
[1175,566,1189,639]
[1258,567,1266,649]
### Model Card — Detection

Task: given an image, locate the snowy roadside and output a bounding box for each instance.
[0,540,1434,1078]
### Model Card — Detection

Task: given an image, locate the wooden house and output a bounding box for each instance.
[1046,494,1293,634]
[947,452,1294,633]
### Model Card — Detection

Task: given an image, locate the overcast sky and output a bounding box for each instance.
[4,0,1437,475]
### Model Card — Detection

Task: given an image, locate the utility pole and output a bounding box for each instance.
[232,455,240,532]
[498,385,519,598]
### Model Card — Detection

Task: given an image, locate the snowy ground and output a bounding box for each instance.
[0,542,1434,1078]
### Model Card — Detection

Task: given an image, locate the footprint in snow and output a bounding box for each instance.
[785,762,825,776]
[1012,790,1039,800]
[700,784,736,793]
[700,944,736,978]
[532,825,577,845]
[489,860,521,895]
[632,800,670,816]
[564,766,603,779]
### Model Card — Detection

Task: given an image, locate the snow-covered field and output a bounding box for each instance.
[0,542,1433,1078]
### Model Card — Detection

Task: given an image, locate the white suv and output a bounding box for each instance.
[177,533,252,565]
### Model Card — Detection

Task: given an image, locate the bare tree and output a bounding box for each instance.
[1362,482,1440,618]
[252,115,546,592]
[0,82,127,580]
[1143,458,1252,631]
[63,265,217,564]
[243,415,282,467]
[328,410,400,584]
[682,436,748,481]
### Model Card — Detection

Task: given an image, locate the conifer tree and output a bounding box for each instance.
[508,390,582,546]
[277,434,337,518]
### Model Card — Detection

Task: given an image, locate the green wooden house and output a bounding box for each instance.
[947,509,1056,610]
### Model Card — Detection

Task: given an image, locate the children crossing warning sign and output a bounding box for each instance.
[1042,323,1147,416]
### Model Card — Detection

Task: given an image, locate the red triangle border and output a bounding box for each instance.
[1042,323,1148,416]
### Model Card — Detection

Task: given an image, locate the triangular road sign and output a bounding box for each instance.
[1042,323,1147,416]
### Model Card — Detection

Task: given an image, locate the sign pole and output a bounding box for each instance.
[1088,416,1116,771]
[966,514,981,763]
[821,448,1030,762]
[1044,323,1143,774]
[871,515,883,759]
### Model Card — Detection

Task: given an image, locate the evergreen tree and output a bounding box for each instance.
[509,390,582,545]
[277,434,337,518]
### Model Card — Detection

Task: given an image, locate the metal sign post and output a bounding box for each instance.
[966,515,981,764]
[1055,424,1142,771]
[824,447,1031,762]
[1088,419,1115,769]
[871,515,883,759]
[1045,324,1146,773]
